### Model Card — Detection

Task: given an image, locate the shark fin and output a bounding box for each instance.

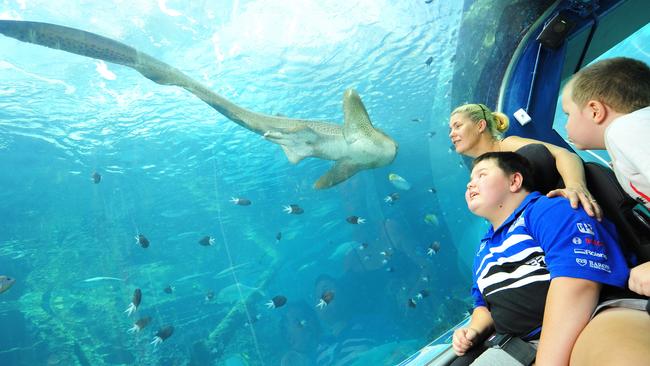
[264,126,319,164]
[280,146,306,164]
[314,160,362,189]
[342,89,373,145]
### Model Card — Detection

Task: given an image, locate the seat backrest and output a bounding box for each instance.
[515,143,562,195]
[584,162,650,263]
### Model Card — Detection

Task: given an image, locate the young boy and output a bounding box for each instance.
[452,152,629,366]
[562,56,650,365]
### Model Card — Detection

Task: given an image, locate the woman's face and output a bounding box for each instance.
[449,112,481,155]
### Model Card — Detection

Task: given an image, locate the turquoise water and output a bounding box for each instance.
[0,2,484,365]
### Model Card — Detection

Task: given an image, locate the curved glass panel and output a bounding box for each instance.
[0,1,548,365]
[553,22,650,164]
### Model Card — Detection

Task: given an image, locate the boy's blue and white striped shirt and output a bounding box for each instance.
[471,192,629,338]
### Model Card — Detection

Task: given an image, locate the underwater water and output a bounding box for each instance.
[0,1,488,365]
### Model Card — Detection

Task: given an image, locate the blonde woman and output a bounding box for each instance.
[448,103,601,219]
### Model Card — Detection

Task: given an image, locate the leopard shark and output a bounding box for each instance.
[0,20,398,189]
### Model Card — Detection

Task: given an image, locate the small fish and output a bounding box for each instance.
[380,250,392,264]
[0,275,15,294]
[276,232,282,242]
[175,272,211,283]
[91,171,101,184]
[427,131,436,138]
[244,313,263,327]
[424,214,439,226]
[151,325,174,347]
[205,290,215,302]
[124,288,142,316]
[389,173,411,190]
[198,236,215,246]
[425,56,433,66]
[411,118,422,123]
[427,241,441,255]
[408,298,417,308]
[81,276,124,283]
[346,216,366,224]
[384,192,400,204]
[386,266,394,273]
[316,290,335,309]
[128,316,151,333]
[266,295,287,309]
[427,188,437,194]
[283,204,304,215]
[135,234,150,248]
[230,197,251,206]
[421,275,430,282]
[163,285,174,294]
[299,319,307,327]
[358,242,368,250]
[416,290,430,299]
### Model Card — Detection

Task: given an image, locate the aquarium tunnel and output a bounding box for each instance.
[0,0,648,365]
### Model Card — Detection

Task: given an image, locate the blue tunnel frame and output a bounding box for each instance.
[499,0,649,150]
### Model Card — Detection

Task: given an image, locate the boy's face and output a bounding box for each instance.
[465,158,512,217]
[561,85,601,149]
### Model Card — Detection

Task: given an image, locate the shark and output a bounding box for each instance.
[0,20,398,189]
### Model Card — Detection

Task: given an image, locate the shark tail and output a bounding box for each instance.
[0,20,185,88]
[0,20,255,127]
[0,20,140,68]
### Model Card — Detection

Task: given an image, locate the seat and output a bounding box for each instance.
[584,162,650,263]
[515,143,562,195]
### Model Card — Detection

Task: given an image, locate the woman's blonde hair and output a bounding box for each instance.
[451,103,509,140]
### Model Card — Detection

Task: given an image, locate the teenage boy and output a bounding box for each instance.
[452,152,629,366]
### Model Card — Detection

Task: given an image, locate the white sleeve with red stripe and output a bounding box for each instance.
[605,107,650,209]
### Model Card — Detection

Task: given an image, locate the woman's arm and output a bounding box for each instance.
[502,135,602,220]
[536,277,601,366]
